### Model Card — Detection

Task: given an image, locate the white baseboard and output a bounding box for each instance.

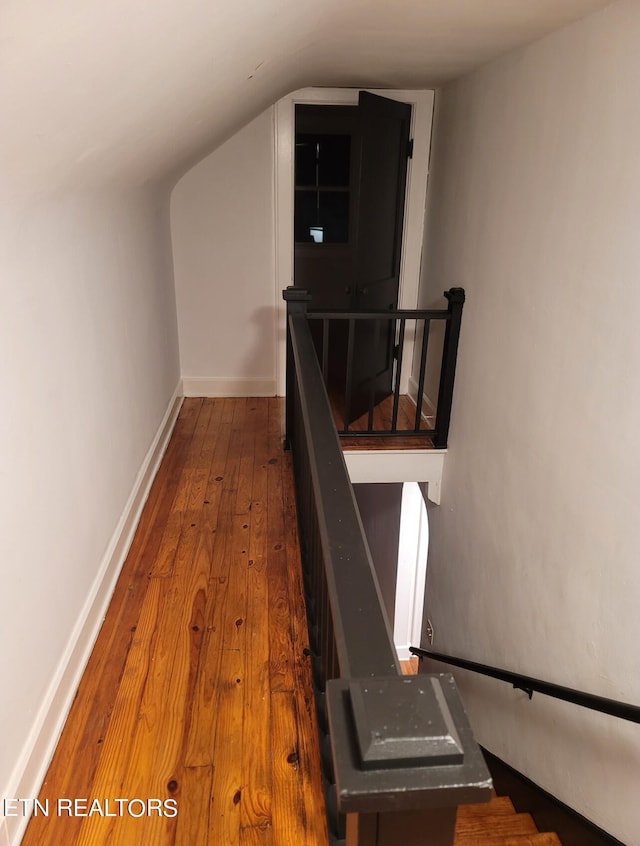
[407,376,437,425]
[396,644,415,662]
[182,376,277,397]
[4,383,183,846]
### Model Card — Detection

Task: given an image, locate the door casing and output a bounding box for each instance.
[274,87,435,396]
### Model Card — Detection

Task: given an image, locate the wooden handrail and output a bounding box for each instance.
[283,287,490,846]
[288,307,400,679]
[300,288,465,445]
[410,647,640,724]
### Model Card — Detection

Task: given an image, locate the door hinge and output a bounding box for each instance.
[407,138,414,159]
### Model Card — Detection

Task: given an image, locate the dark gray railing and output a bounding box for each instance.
[302,288,465,448]
[283,288,491,846]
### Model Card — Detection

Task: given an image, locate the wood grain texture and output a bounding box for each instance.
[454,833,562,846]
[400,657,419,675]
[21,396,562,846]
[457,796,517,818]
[454,836,561,846]
[22,397,327,846]
[455,811,539,838]
[331,392,435,449]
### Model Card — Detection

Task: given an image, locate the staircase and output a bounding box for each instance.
[397,664,563,846]
[455,795,562,846]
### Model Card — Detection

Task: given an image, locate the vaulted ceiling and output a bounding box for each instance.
[2,0,612,196]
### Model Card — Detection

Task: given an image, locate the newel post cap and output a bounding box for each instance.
[444,287,465,306]
[282,286,312,304]
[326,673,491,814]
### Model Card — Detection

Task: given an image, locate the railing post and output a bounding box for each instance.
[434,287,465,449]
[328,674,491,846]
[346,807,457,846]
[282,286,311,449]
[287,310,492,843]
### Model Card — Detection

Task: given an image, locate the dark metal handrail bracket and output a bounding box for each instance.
[410,648,640,725]
[283,288,490,846]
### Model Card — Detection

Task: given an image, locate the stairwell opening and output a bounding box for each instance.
[353,480,429,662]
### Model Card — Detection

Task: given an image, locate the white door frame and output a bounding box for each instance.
[394,481,429,661]
[274,87,434,396]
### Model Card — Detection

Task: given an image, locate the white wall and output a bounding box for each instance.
[0,188,180,844]
[172,109,277,396]
[0,1,624,843]
[420,2,640,842]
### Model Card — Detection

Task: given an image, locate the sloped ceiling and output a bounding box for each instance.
[2,0,612,196]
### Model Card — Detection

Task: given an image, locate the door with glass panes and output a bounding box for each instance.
[294,93,411,422]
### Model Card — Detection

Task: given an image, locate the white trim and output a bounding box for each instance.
[274,87,434,396]
[182,377,276,397]
[3,383,183,846]
[343,448,445,505]
[394,482,429,661]
[408,375,437,425]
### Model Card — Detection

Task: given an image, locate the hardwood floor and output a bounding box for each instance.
[22,397,327,846]
[331,393,435,450]
[21,396,567,846]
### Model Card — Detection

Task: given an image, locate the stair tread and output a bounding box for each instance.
[455,811,539,838]
[454,834,562,846]
[454,789,563,846]
[457,796,517,817]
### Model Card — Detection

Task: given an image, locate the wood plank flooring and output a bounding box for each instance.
[330,393,435,450]
[21,396,565,846]
[22,397,327,846]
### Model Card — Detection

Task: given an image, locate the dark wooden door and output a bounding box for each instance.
[293,106,360,393]
[293,94,411,423]
[348,91,411,422]
[293,105,359,311]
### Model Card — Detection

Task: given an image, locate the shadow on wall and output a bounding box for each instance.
[412,292,447,421]
[237,305,278,392]
[354,481,430,662]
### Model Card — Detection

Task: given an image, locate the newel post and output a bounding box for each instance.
[282,287,311,449]
[327,673,491,846]
[434,287,465,450]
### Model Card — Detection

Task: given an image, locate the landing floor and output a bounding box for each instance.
[331,393,435,450]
